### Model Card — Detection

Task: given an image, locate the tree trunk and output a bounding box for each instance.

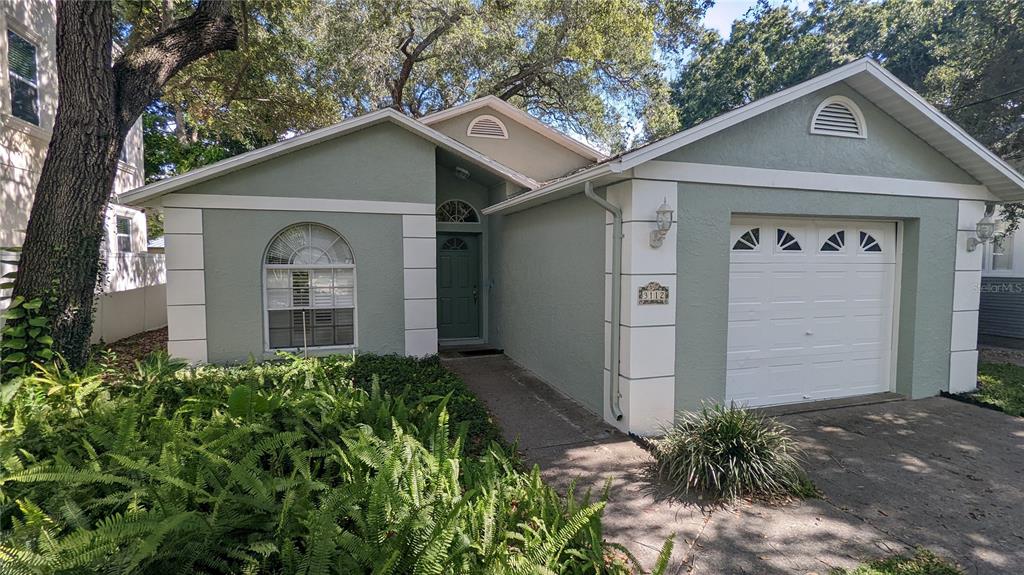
[12,0,237,369]
[13,1,119,367]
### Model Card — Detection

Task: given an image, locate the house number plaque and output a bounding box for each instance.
[638,282,669,305]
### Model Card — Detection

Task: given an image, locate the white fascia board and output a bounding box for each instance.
[616,58,1024,199]
[617,60,873,170]
[482,163,622,215]
[858,61,1024,197]
[119,109,537,205]
[422,95,607,162]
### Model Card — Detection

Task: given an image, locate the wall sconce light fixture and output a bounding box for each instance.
[649,199,674,248]
[967,202,1000,252]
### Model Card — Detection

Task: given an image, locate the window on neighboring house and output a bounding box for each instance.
[7,29,39,125]
[264,223,355,350]
[116,216,133,252]
[989,234,1014,272]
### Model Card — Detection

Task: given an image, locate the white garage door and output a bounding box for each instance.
[727,217,897,408]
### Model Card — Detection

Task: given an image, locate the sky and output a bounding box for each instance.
[703,0,812,39]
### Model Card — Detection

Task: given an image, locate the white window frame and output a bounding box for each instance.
[809,95,867,139]
[261,224,359,352]
[115,216,133,252]
[5,26,40,127]
[983,233,1016,276]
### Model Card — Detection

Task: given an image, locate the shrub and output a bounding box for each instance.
[651,403,812,501]
[829,548,963,575]
[0,352,669,574]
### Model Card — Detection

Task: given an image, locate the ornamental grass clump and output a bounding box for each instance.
[652,403,812,501]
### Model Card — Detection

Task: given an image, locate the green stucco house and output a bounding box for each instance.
[122,59,1024,436]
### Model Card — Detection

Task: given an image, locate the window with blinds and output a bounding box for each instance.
[7,29,39,125]
[264,223,356,349]
[116,216,133,252]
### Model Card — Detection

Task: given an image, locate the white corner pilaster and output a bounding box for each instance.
[403,215,437,356]
[603,179,678,436]
[164,207,207,364]
[950,200,983,393]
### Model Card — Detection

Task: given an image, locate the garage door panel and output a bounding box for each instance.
[726,217,897,408]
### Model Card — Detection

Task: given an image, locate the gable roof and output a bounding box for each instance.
[120,108,538,205]
[485,58,1024,215]
[421,95,606,162]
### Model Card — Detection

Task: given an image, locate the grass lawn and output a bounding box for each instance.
[830,549,962,575]
[972,362,1024,416]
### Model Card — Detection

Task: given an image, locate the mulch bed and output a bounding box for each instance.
[92,327,168,374]
[979,345,1024,367]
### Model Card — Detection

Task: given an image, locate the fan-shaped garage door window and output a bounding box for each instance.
[264,223,355,349]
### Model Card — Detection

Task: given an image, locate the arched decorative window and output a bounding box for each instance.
[810,96,866,139]
[441,237,469,251]
[820,230,845,252]
[732,227,760,251]
[264,223,355,349]
[436,200,479,223]
[859,231,882,253]
[467,114,509,139]
[776,228,802,251]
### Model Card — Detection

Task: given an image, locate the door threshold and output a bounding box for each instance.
[753,392,905,417]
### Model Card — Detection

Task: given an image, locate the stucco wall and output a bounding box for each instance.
[658,83,978,185]
[176,123,436,204]
[674,183,958,412]
[201,209,406,363]
[429,108,593,182]
[489,194,606,413]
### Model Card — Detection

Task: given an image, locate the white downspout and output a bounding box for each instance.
[584,181,624,421]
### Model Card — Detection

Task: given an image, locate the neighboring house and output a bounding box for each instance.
[0,1,166,342]
[122,59,1024,436]
[978,197,1024,347]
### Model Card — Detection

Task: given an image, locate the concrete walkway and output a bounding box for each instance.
[445,354,1024,574]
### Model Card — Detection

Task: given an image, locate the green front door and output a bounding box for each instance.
[437,233,480,339]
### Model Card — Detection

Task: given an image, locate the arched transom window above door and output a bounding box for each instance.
[263,223,355,350]
[436,199,479,223]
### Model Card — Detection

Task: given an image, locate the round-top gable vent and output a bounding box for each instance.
[810,96,866,139]
[467,114,509,139]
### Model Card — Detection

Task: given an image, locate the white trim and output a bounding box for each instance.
[162,194,437,215]
[633,161,996,201]
[164,208,203,234]
[421,95,606,161]
[889,220,903,394]
[466,114,509,139]
[484,58,1024,216]
[809,95,867,139]
[402,214,438,357]
[120,108,537,205]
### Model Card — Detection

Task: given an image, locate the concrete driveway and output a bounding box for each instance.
[446,355,1024,574]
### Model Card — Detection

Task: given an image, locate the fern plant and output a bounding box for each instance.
[0,353,672,574]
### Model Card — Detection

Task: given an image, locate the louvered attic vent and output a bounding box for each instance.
[810,96,866,138]
[467,114,509,139]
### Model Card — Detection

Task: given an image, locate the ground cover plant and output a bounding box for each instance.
[829,548,963,575]
[0,352,671,574]
[969,362,1024,416]
[651,403,815,501]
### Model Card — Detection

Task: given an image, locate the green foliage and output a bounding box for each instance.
[972,362,1024,416]
[652,404,813,501]
[0,353,663,574]
[1,296,56,382]
[340,354,504,453]
[829,548,963,575]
